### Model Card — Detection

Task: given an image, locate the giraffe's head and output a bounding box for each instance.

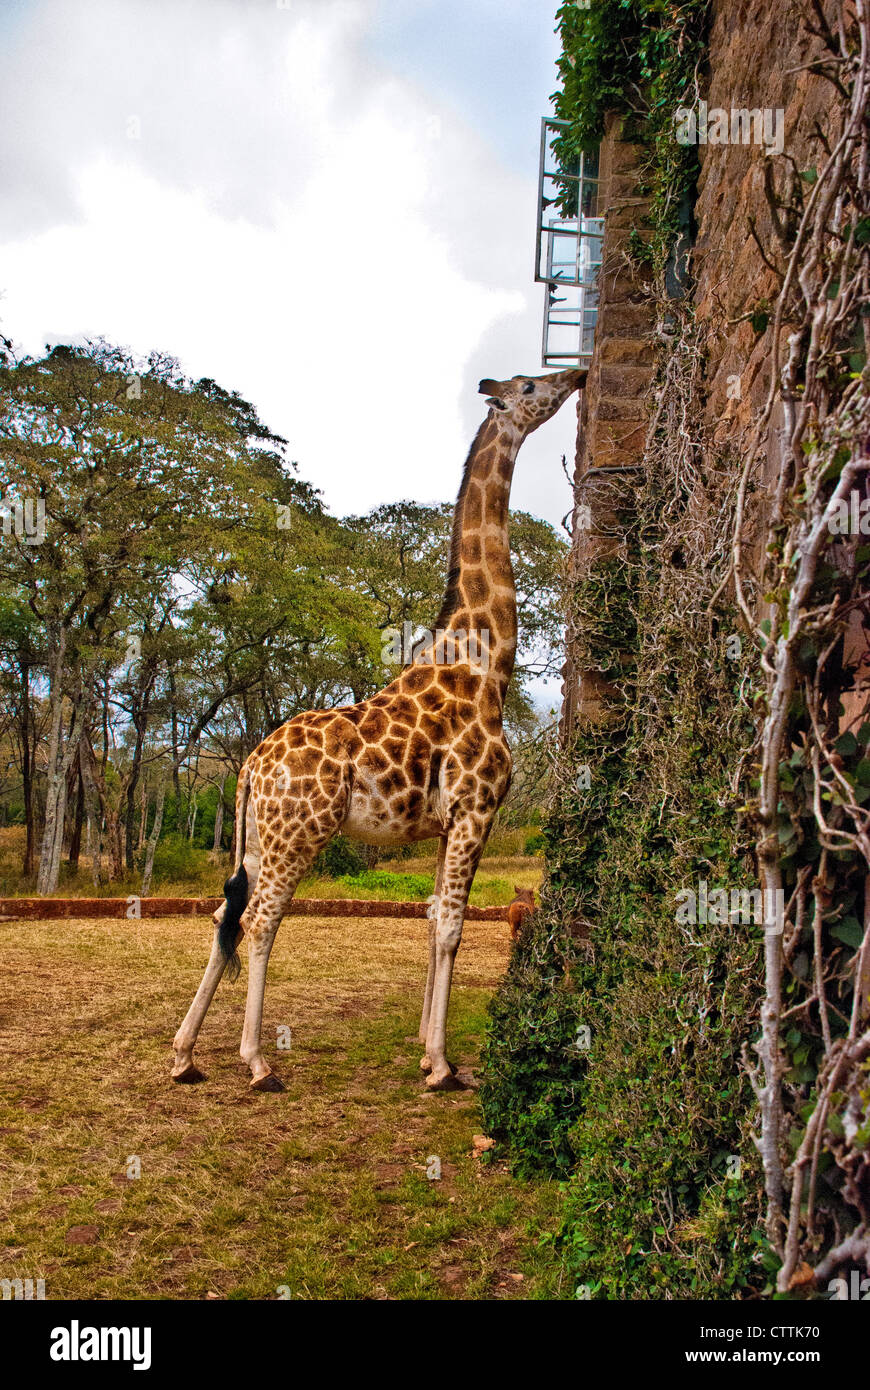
[478,367,585,436]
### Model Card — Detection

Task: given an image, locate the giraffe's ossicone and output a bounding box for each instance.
[172,367,584,1092]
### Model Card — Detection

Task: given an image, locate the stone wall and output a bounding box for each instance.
[575,111,656,480]
[561,0,841,733]
[0,896,507,921]
[691,1,869,715]
[561,113,656,735]
[694,0,835,440]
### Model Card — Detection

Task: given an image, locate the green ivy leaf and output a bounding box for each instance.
[830,916,863,948]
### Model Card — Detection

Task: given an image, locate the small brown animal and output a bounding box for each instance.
[507,886,536,941]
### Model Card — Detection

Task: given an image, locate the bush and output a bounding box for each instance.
[150,833,210,884]
[332,870,434,900]
[523,831,546,856]
[480,520,764,1297]
[312,835,367,878]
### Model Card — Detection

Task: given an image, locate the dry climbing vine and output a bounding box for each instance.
[731,0,870,1291]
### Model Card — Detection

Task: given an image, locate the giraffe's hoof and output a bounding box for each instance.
[250,1071,285,1093]
[424,1067,465,1093]
[172,1063,206,1084]
[420,1056,458,1075]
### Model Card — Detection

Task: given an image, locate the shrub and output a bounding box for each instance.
[150,833,210,884]
[312,835,367,878]
[332,870,434,900]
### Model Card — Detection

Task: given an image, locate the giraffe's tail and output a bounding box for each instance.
[218,762,252,984]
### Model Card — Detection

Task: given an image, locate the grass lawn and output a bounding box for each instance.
[301,856,543,905]
[0,911,567,1300]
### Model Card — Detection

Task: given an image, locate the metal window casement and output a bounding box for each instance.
[535,117,603,370]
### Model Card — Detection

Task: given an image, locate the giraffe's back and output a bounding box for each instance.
[245,662,511,849]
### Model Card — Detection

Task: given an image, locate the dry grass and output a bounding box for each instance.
[0,912,566,1301]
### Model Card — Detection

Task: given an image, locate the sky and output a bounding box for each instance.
[0,0,577,543]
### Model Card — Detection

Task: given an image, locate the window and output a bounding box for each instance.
[535,119,603,368]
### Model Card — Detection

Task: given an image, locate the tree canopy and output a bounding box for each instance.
[0,338,567,890]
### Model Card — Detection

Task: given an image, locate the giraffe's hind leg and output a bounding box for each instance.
[240,811,349,1090]
[239,877,294,1091]
[171,807,262,1082]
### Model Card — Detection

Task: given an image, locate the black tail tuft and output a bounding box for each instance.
[219,865,248,984]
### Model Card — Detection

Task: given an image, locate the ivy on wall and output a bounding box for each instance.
[483,0,870,1299]
[551,0,709,267]
[480,335,767,1295]
[480,0,771,1298]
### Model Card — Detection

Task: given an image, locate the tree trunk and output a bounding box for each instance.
[37,626,85,895]
[141,777,167,897]
[124,779,138,871]
[20,659,35,877]
[124,681,153,871]
[138,778,149,851]
[168,669,182,825]
[106,809,124,880]
[80,731,123,882]
[67,760,85,869]
[85,813,101,888]
[212,775,226,853]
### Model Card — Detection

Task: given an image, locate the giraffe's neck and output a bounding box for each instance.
[434,413,521,699]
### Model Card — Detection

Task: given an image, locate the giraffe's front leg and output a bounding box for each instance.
[423,823,483,1091]
[419,836,447,1061]
[419,915,437,1054]
[424,914,464,1091]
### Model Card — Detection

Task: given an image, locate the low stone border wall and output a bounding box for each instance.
[0,897,508,922]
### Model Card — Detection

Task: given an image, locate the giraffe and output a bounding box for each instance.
[171,366,584,1092]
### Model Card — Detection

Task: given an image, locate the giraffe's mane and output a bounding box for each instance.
[430,416,492,633]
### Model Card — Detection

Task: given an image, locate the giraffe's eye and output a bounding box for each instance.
[522,382,535,394]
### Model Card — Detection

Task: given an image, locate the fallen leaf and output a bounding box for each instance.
[788,1262,816,1289]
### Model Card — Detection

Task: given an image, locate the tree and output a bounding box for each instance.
[0,340,353,890]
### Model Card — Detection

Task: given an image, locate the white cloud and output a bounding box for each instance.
[0,0,576,524]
